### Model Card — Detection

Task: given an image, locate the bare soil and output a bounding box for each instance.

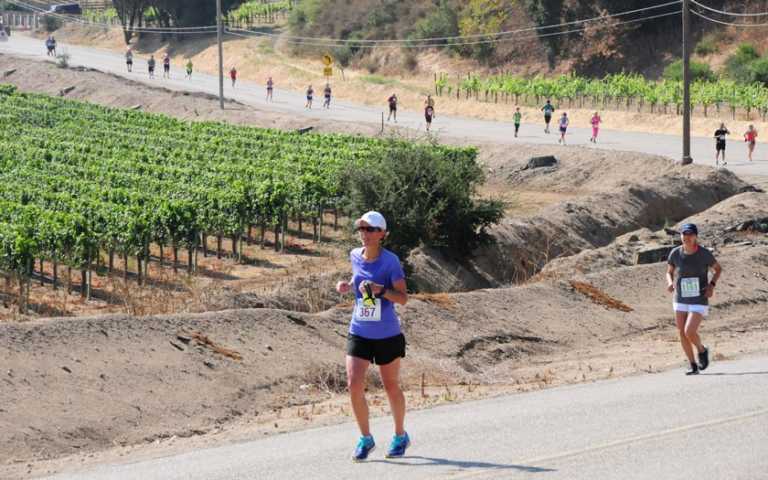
[1,52,768,480]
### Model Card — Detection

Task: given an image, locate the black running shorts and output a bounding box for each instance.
[347,333,406,365]
[716,141,726,151]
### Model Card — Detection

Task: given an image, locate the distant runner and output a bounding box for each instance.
[185,59,193,79]
[387,93,397,122]
[323,83,332,109]
[335,211,410,462]
[425,95,435,131]
[666,223,721,375]
[230,66,237,87]
[513,107,522,138]
[125,47,133,72]
[745,125,758,162]
[541,99,555,133]
[162,52,171,79]
[147,55,156,79]
[714,122,729,166]
[306,85,314,109]
[45,36,56,57]
[557,112,569,144]
[266,76,274,101]
[590,112,602,143]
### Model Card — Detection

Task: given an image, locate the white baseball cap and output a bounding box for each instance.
[355,211,387,231]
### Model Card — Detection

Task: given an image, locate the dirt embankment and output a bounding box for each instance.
[409,147,755,292]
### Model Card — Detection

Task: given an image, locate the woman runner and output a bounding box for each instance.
[714,122,729,166]
[745,125,758,162]
[513,107,522,137]
[323,83,332,109]
[335,211,410,461]
[266,76,274,101]
[305,85,314,109]
[590,112,602,143]
[185,59,193,79]
[125,47,133,72]
[666,223,722,375]
[230,66,237,87]
[557,112,569,144]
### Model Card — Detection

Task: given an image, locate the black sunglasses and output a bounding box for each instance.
[357,226,381,233]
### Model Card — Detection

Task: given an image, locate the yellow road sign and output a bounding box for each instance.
[322,54,333,66]
[323,66,333,77]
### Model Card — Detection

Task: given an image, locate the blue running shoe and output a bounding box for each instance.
[385,432,410,458]
[352,435,375,462]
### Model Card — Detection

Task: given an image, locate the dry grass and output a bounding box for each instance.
[178,331,243,361]
[412,292,457,311]
[569,280,633,312]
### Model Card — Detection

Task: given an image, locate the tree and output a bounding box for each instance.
[113,0,148,44]
[523,0,564,69]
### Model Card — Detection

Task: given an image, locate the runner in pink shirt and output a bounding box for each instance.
[590,112,602,143]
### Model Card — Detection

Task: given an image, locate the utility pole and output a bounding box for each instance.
[681,0,693,165]
[216,0,224,109]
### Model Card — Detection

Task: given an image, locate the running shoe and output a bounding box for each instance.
[685,362,699,375]
[698,347,710,371]
[352,435,375,462]
[385,432,411,458]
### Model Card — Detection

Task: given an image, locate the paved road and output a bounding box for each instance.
[43,355,768,479]
[2,34,767,177]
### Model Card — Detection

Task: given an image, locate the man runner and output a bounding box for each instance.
[162,53,171,79]
[513,107,522,138]
[306,85,314,109]
[714,123,729,167]
[266,76,274,101]
[542,99,555,133]
[185,59,193,79]
[125,47,133,72]
[387,93,398,122]
[148,55,156,79]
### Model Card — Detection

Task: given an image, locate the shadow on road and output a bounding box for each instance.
[371,455,555,473]
[701,371,768,376]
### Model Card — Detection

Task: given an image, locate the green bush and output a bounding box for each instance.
[409,0,459,46]
[749,58,768,85]
[663,59,715,82]
[344,140,503,260]
[695,37,718,56]
[725,43,760,83]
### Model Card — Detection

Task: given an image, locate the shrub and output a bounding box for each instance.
[695,37,717,56]
[56,52,70,68]
[749,58,768,85]
[725,43,760,83]
[344,140,503,260]
[663,59,715,82]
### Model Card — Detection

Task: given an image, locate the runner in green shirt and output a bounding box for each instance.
[513,107,522,138]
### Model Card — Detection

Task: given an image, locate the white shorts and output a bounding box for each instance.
[673,303,708,316]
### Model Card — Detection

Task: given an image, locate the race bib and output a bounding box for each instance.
[680,277,700,298]
[353,298,382,322]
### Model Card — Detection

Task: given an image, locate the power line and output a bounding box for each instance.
[6,0,218,33]
[691,9,768,27]
[226,10,682,49]
[229,1,683,44]
[689,0,768,17]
